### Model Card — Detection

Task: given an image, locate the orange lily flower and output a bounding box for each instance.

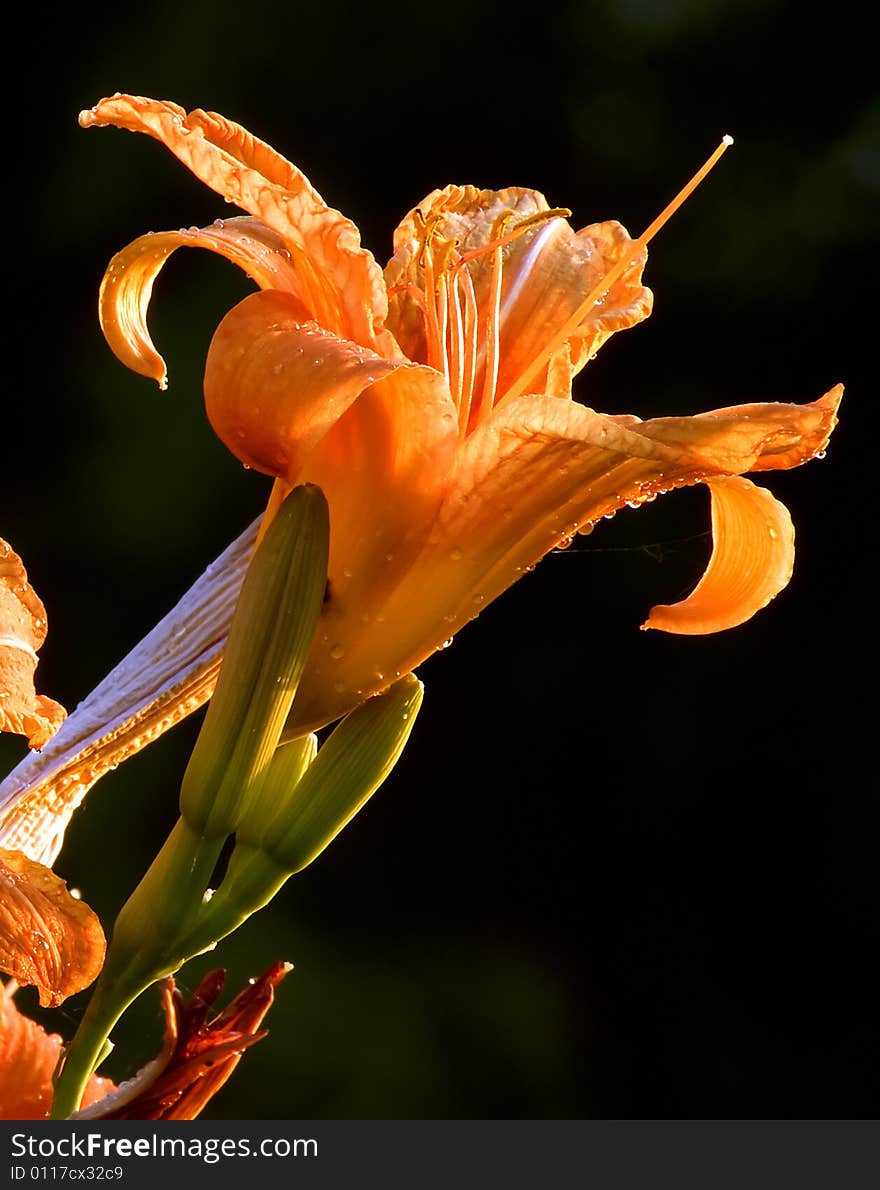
[1,964,286,1119]
[0,96,839,863]
[1,538,65,750]
[1,541,104,1009]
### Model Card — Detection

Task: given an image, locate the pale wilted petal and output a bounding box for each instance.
[0,524,256,865]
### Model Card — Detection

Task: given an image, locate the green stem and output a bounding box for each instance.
[50,819,224,1119]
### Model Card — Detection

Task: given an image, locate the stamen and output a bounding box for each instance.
[456,207,572,269]
[447,269,466,416]
[474,238,505,426]
[503,136,734,403]
[435,271,450,384]
[421,239,445,375]
[457,266,479,434]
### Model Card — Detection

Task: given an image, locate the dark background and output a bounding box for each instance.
[1,0,873,1118]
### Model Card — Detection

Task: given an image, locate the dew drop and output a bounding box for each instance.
[329,643,346,660]
[450,547,464,561]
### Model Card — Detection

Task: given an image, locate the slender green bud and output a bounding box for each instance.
[235,733,318,850]
[179,485,329,837]
[267,673,423,874]
[180,674,423,955]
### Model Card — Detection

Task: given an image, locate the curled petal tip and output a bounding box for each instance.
[642,475,795,635]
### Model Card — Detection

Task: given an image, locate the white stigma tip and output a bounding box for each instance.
[722,134,734,146]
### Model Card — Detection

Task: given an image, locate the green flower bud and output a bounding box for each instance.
[179,485,329,837]
[268,673,423,874]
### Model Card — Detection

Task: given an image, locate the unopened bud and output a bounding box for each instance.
[179,485,329,836]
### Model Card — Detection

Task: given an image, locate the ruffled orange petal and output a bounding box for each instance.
[80,95,392,353]
[0,539,65,750]
[643,476,795,633]
[99,216,308,388]
[384,185,651,400]
[0,849,105,1007]
[288,385,840,729]
[0,983,113,1120]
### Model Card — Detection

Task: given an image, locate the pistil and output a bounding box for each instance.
[503,135,734,403]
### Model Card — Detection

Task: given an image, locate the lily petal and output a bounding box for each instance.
[300,360,458,623]
[204,289,404,478]
[99,217,308,387]
[206,287,458,664]
[630,384,844,473]
[0,539,65,750]
[287,385,841,728]
[0,983,113,1119]
[643,476,795,633]
[0,848,105,1007]
[80,95,392,352]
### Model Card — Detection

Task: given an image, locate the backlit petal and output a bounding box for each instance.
[643,476,795,633]
[80,96,391,352]
[0,539,65,750]
[0,849,105,1007]
[0,984,113,1120]
[99,217,307,387]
